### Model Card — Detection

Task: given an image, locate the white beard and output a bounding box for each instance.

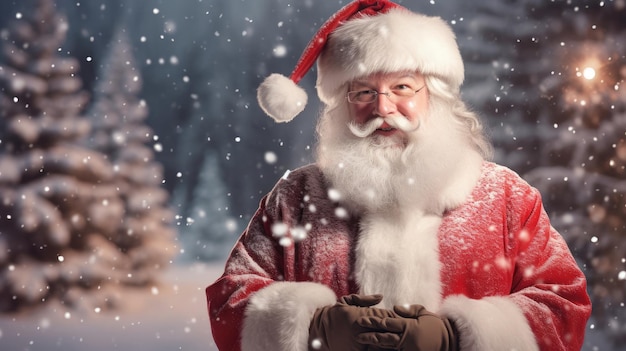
[316,99,481,216]
[316,99,485,311]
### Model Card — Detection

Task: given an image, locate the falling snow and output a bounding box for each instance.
[0,0,624,350]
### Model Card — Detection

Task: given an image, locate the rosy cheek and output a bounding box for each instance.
[406,101,416,109]
[348,106,366,123]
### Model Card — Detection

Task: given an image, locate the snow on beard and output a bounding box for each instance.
[316,98,470,215]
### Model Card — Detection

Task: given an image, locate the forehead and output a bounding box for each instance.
[351,71,423,86]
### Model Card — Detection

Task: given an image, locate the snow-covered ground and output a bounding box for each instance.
[0,261,620,351]
[0,263,222,351]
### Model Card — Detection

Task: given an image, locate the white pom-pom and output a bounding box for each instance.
[257,73,308,123]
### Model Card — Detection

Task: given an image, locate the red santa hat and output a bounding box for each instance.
[257,0,464,123]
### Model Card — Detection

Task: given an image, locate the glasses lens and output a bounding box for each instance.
[348,87,422,103]
[391,88,415,97]
[348,91,376,103]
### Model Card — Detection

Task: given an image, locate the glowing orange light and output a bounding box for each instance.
[582,67,596,80]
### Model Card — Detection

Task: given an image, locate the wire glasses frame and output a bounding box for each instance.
[346,86,425,104]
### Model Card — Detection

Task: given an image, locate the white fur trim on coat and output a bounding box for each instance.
[356,211,443,311]
[241,281,337,351]
[439,295,539,351]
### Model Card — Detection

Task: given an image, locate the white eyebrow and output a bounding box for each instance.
[350,73,419,88]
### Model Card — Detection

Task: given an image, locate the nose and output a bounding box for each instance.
[373,92,397,116]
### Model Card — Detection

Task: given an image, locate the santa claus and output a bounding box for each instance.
[206,1,591,350]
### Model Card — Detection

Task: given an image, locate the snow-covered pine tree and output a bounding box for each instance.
[176,151,237,262]
[519,1,626,343]
[461,0,551,174]
[86,29,177,283]
[0,0,128,312]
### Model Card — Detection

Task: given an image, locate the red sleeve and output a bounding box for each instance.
[508,185,591,350]
[205,194,284,351]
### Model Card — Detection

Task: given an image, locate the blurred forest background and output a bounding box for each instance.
[0,0,624,349]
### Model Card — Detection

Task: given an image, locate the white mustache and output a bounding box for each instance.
[347,115,421,138]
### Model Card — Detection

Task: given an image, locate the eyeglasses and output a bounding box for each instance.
[346,86,425,104]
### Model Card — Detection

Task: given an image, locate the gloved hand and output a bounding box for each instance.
[355,304,459,351]
[308,294,399,351]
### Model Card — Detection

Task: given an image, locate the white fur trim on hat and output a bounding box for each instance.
[257,73,308,123]
[241,281,337,351]
[317,7,464,105]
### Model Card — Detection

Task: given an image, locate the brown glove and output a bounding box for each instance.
[356,304,459,351]
[308,294,399,351]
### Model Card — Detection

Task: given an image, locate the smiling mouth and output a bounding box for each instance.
[376,122,395,133]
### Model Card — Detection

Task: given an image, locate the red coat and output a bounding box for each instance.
[206,162,591,351]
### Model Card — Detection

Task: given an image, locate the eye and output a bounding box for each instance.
[393,84,412,91]
[348,89,378,103]
[357,89,377,97]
